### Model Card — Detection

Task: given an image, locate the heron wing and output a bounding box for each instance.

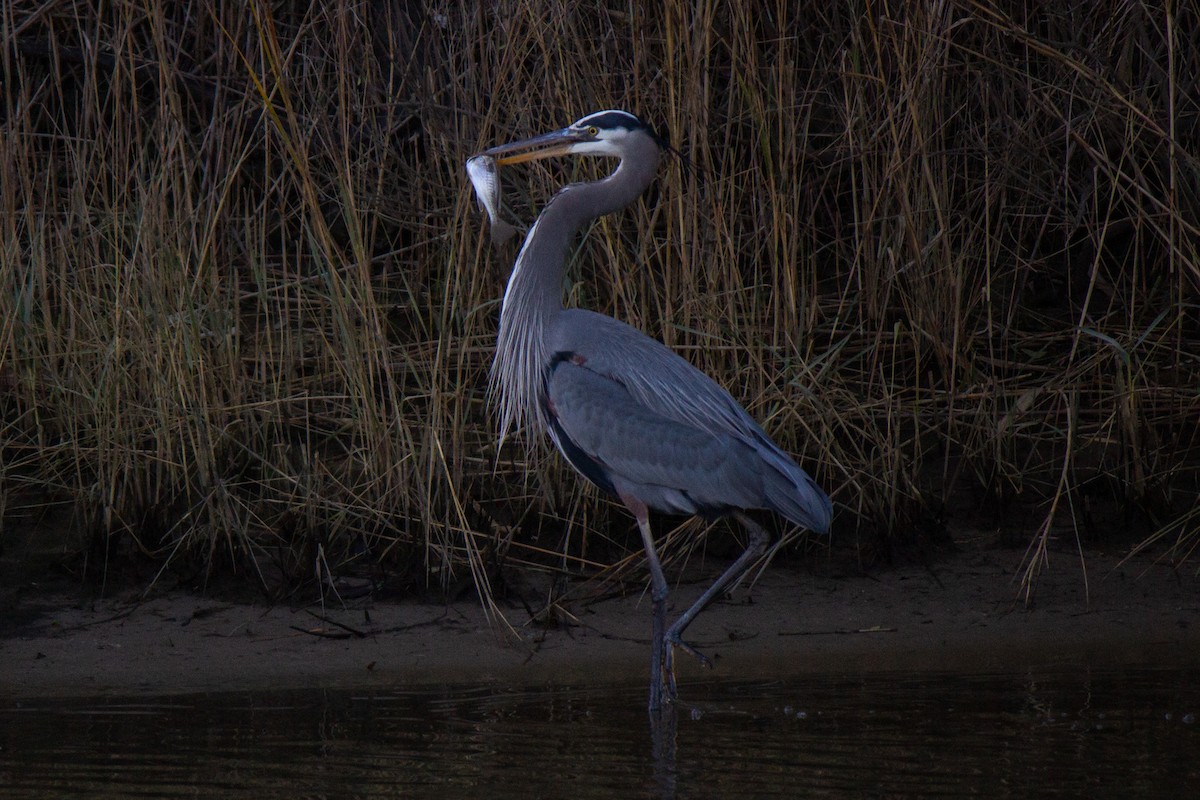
[547,309,832,532]
[550,309,760,439]
[544,356,764,517]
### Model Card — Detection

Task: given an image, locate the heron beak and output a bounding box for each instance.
[483,128,591,166]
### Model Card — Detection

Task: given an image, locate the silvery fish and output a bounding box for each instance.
[466,155,516,245]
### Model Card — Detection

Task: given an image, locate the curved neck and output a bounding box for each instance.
[504,154,658,318]
[491,147,659,443]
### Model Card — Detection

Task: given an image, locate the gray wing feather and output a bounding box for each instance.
[546,361,764,516]
[548,310,832,532]
[551,310,756,437]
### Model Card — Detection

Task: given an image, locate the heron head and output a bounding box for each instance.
[484,110,677,166]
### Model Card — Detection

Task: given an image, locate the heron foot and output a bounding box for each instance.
[668,633,713,669]
[651,634,711,711]
[662,642,678,703]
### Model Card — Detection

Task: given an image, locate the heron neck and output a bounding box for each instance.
[492,155,658,442]
[507,158,657,315]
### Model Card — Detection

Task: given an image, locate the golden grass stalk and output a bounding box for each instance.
[1,1,1196,605]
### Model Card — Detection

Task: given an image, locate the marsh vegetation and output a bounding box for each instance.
[2,2,1197,603]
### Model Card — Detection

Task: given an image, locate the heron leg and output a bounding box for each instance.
[664,512,769,668]
[622,493,672,711]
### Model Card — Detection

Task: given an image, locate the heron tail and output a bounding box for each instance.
[760,451,832,535]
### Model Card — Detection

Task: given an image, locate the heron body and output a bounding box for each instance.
[476,110,831,711]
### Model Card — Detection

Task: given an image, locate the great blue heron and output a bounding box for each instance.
[472,110,831,711]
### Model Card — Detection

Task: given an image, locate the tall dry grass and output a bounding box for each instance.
[1,1,1197,601]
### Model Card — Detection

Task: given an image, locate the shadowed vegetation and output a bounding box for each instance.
[1,1,1197,603]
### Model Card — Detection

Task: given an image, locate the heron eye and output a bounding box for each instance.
[586,126,599,137]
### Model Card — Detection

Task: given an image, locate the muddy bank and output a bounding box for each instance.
[2,547,1197,699]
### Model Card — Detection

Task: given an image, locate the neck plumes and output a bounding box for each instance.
[490,152,658,447]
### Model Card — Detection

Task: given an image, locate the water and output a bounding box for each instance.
[2,668,1197,798]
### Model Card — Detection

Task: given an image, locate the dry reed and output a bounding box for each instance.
[1,1,1197,603]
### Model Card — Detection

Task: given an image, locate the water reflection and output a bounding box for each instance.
[1,668,1197,798]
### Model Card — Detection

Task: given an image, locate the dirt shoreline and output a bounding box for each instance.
[2,547,1198,700]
